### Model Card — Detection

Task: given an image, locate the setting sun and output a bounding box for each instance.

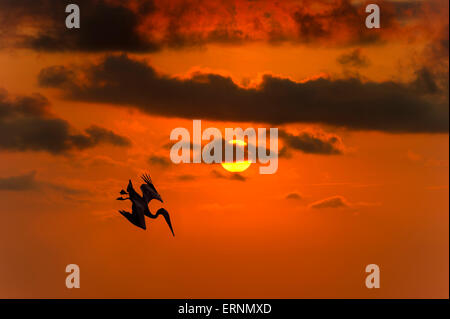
[221,160,252,172]
[221,139,252,172]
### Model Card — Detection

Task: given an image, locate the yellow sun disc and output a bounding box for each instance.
[221,139,251,172]
[221,160,252,172]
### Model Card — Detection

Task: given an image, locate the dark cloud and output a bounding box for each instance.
[290,0,406,45]
[0,0,444,52]
[148,155,171,167]
[309,195,348,209]
[176,174,197,181]
[0,89,49,118]
[286,192,302,200]
[0,89,131,154]
[418,24,449,94]
[279,130,342,155]
[71,125,131,149]
[40,54,449,133]
[0,0,159,52]
[0,171,38,191]
[37,66,76,87]
[211,169,246,182]
[412,68,440,95]
[0,171,84,194]
[337,49,370,68]
[278,146,292,159]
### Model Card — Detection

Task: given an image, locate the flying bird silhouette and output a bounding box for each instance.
[116,174,174,236]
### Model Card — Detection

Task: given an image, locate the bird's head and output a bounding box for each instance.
[141,173,163,203]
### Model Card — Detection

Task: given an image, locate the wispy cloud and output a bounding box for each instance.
[285,192,302,200]
[0,171,86,195]
[211,169,246,182]
[309,195,349,209]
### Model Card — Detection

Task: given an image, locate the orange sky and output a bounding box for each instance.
[0,0,448,298]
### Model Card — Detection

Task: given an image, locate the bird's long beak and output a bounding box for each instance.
[158,208,174,237]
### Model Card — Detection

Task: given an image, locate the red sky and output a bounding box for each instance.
[0,0,448,298]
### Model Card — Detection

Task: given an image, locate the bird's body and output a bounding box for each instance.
[116,174,174,236]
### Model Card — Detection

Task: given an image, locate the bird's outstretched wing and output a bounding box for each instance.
[118,210,146,230]
[126,179,135,194]
[156,208,175,236]
[118,179,147,229]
